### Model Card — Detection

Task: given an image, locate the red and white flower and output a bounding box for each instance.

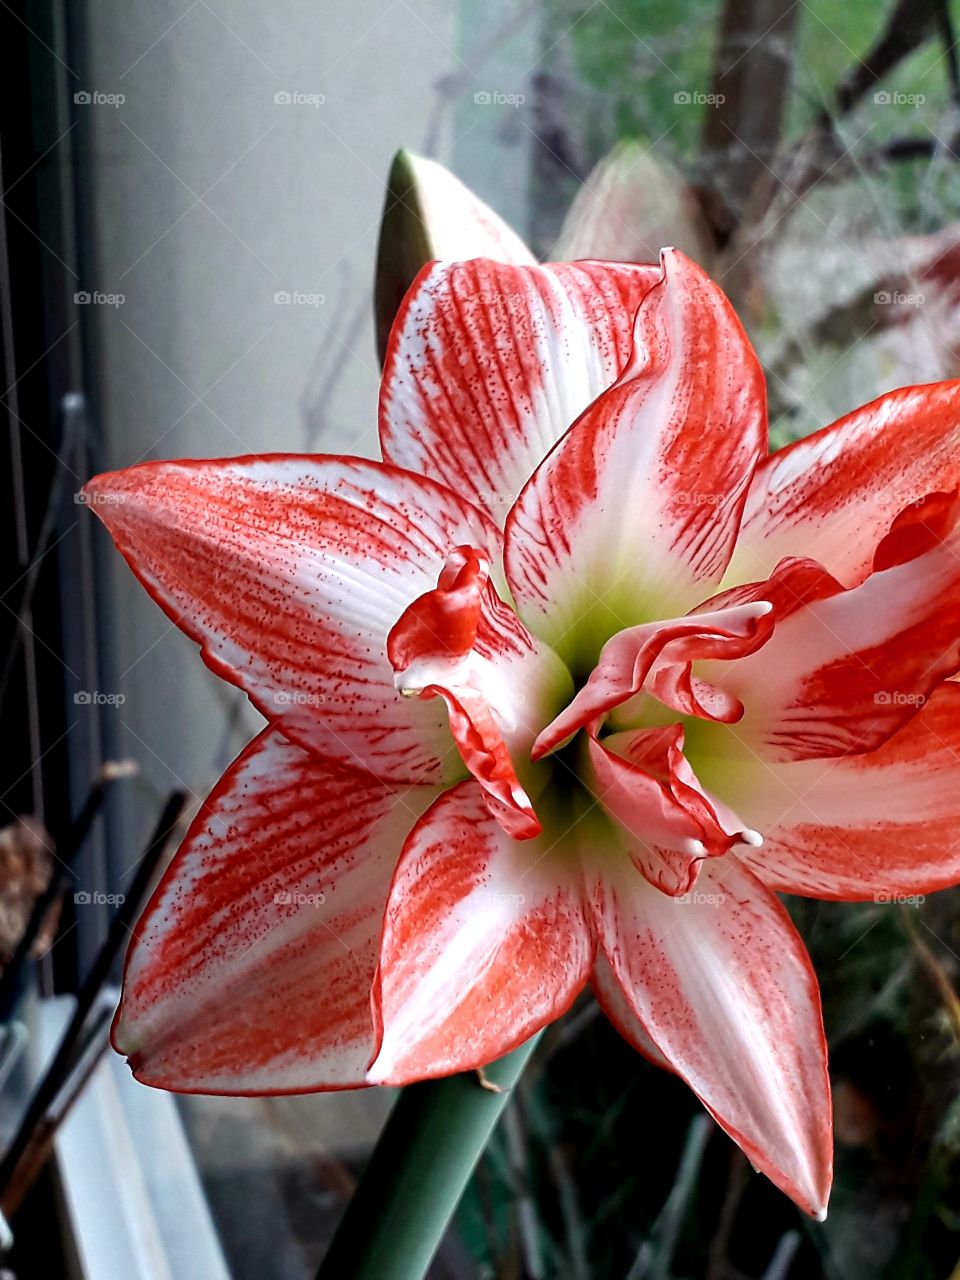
[85,248,960,1220]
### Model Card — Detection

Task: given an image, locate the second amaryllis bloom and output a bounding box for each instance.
[85,249,960,1221]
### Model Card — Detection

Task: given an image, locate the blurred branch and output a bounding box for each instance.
[717,0,960,263]
[706,1149,751,1280]
[503,1097,545,1279]
[762,1230,801,1280]
[787,129,960,193]
[901,906,960,1044]
[0,393,85,722]
[700,0,801,243]
[936,0,960,103]
[545,1136,589,1280]
[802,0,958,191]
[626,1113,712,1280]
[0,1004,112,1216]
[830,0,942,118]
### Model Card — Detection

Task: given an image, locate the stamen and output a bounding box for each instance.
[738,828,763,848]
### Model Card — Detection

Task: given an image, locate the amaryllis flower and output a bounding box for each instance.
[85,249,960,1220]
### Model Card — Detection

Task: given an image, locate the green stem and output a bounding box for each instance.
[316,1033,543,1280]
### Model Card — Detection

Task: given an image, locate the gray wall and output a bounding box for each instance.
[81,0,538,808]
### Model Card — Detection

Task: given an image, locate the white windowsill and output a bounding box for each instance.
[33,993,231,1280]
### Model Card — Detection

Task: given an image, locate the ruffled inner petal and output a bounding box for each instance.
[533,599,774,760]
[388,546,571,839]
[587,725,761,896]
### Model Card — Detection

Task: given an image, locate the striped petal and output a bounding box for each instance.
[505,249,766,667]
[367,781,593,1084]
[379,259,660,526]
[84,456,501,786]
[713,539,960,762]
[727,381,960,588]
[713,683,960,900]
[113,729,442,1092]
[591,857,832,1218]
[388,546,572,839]
[587,726,762,895]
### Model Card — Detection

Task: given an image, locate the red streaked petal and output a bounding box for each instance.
[872,488,960,572]
[505,249,767,664]
[587,730,707,896]
[84,455,501,786]
[591,858,832,1218]
[728,380,960,588]
[367,782,593,1084]
[587,726,760,894]
[714,683,960,900]
[426,686,540,839]
[703,555,845,622]
[113,729,443,1093]
[380,259,661,526]
[389,546,571,839]
[714,537,960,761]
[386,544,487,672]
[533,600,773,760]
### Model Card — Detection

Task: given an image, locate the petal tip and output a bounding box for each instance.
[79,467,140,524]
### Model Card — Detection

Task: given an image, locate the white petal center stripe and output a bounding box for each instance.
[380,259,660,525]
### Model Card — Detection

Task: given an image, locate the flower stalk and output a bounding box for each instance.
[316,1033,542,1280]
